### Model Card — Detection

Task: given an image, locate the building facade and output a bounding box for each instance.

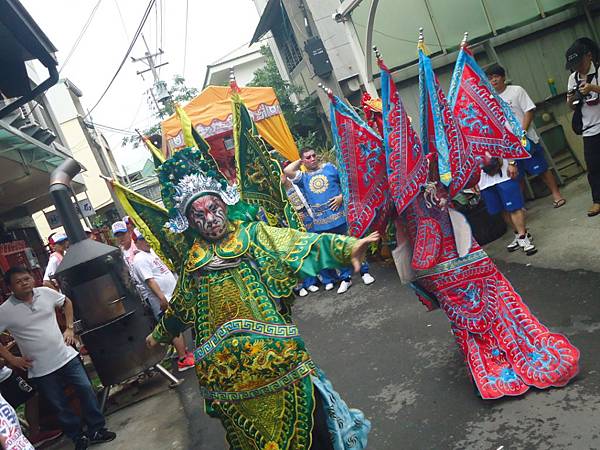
[32,78,122,238]
[203,41,268,88]
[252,0,600,170]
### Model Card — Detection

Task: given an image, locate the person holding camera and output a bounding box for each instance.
[566,38,600,216]
[486,64,566,209]
[478,154,537,255]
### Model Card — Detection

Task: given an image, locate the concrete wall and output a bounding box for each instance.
[206,53,266,87]
[379,10,600,168]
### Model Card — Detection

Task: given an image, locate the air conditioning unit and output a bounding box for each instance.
[304,37,333,79]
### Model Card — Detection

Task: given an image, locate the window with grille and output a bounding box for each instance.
[272,5,303,73]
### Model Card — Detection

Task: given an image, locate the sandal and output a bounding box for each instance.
[553,198,566,208]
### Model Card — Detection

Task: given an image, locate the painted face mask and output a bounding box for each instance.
[187,195,228,240]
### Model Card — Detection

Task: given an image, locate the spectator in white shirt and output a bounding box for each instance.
[42,233,68,291]
[131,229,194,372]
[565,38,600,216]
[0,267,115,449]
[111,221,137,266]
[486,64,565,209]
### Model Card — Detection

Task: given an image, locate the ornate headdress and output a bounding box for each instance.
[158,147,240,233]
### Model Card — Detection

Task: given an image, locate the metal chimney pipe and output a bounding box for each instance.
[49,158,87,244]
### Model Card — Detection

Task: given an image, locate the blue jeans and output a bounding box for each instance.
[317,223,369,284]
[32,356,105,441]
[301,276,318,289]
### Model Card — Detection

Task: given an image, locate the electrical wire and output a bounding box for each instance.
[154,0,159,56]
[91,122,137,135]
[59,0,103,74]
[182,0,189,77]
[85,0,156,118]
[113,0,130,40]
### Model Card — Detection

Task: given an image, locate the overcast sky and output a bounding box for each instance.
[21,0,260,172]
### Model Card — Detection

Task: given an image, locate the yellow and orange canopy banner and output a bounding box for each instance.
[160,85,299,162]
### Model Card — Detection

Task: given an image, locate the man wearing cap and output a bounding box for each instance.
[566,38,600,216]
[43,233,68,291]
[486,64,566,210]
[111,221,137,265]
[131,229,194,372]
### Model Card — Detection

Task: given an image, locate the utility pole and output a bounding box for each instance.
[131,34,171,117]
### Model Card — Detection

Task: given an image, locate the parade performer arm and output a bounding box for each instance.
[252,222,378,276]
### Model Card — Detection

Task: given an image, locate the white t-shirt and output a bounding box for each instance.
[42,252,63,281]
[132,250,176,317]
[0,288,78,378]
[499,85,539,143]
[568,63,600,137]
[0,393,34,450]
[0,367,11,384]
[478,158,511,191]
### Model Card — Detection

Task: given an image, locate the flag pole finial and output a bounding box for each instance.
[373,46,382,61]
[318,83,333,99]
[229,68,240,92]
[417,27,428,54]
[461,32,469,48]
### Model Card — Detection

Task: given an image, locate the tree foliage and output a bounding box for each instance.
[248,46,326,147]
[122,75,198,148]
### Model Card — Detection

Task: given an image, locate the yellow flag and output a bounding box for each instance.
[141,135,165,163]
[175,104,195,148]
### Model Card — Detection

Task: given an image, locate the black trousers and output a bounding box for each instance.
[0,371,35,407]
[583,133,600,203]
[311,389,334,450]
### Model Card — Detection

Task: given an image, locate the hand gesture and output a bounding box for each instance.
[507,164,519,179]
[579,82,595,96]
[9,355,33,371]
[159,298,169,312]
[146,334,158,349]
[351,231,380,272]
[328,195,343,211]
[63,328,76,346]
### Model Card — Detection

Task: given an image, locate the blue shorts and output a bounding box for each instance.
[517,140,548,177]
[480,179,525,215]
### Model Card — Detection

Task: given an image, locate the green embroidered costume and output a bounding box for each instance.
[111,96,370,450]
[152,221,355,448]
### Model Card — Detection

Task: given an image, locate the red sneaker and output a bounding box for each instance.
[177,354,195,372]
[29,429,63,448]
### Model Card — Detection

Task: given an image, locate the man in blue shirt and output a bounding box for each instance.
[285,147,375,294]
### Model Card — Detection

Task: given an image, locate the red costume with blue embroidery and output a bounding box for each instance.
[323,42,580,399]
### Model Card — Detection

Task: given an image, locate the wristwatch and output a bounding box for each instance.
[508,161,517,166]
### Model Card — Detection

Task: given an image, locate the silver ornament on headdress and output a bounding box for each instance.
[165,172,240,233]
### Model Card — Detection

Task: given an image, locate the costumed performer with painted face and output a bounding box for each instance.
[144,147,375,450]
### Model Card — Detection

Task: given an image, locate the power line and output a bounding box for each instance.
[59,0,103,74]
[113,0,129,40]
[182,0,189,77]
[91,122,137,135]
[85,0,156,118]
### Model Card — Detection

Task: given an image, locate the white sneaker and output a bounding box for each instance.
[506,233,519,252]
[298,288,308,297]
[325,283,334,291]
[337,280,352,294]
[361,273,375,285]
[307,285,319,293]
[517,234,537,255]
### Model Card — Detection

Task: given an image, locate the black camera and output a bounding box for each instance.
[569,87,585,105]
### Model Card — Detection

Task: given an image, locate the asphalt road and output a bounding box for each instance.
[177,260,600,450]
